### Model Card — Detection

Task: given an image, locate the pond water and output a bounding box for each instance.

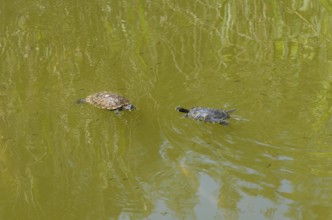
[1,0,332,219]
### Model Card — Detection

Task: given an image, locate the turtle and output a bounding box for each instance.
[77,91,135,112]
[176,106,235,125]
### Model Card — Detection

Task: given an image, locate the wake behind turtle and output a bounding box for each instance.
[176,106,235,125]
[78,91,135,112]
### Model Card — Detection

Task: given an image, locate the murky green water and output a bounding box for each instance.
[1,0,332,219]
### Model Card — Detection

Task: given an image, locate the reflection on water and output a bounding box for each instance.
[1,0,332,219]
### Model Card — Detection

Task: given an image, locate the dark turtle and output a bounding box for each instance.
[176,106,235,125]
[78,91,135,112]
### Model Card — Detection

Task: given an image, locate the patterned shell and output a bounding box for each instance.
[187,107,231,123]
[83,91,131,110]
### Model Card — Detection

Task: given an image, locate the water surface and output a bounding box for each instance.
[1,0,332,219]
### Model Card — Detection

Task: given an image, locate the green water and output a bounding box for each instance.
[1,0,332,219]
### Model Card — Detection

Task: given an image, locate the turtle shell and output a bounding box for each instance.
[177,107,235,125]
[80,91,134,110]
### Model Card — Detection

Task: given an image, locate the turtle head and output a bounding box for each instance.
[175,106,190,113]
[124,104,136,111]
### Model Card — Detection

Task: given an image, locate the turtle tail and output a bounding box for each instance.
[176,106,190,113]
[77,98,87,104]
[226,109,236,113]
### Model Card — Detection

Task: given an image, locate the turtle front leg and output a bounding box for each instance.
[220,120,229,126]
